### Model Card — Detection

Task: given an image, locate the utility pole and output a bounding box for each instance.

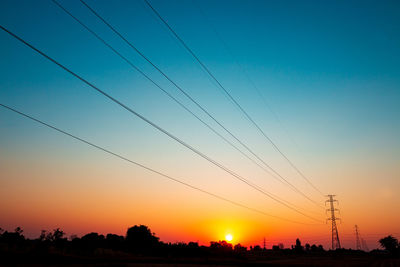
[263,237,266,250]
[355,225,362,250]
[326,195,341,250]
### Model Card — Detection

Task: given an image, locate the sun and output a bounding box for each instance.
[225,234,233,242]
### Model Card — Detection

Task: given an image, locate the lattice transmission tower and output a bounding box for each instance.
[355,225,362,250]
[326,195,341,250]
[355,225,369,251]
[361,238,369,251]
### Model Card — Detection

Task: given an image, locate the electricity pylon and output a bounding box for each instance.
[355,225,362,250]
[361,238,369,251]
[326,195,341,250]
[355,225,369,251]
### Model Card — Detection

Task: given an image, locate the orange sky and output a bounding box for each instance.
[1,148,399,250]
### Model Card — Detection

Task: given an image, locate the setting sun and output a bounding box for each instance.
[225,234,233,242]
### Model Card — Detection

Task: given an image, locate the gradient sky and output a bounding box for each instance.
[1,0,399,249]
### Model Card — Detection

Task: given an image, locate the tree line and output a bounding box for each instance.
[0,225,399,261]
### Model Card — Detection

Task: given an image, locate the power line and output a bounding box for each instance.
[143,0,324,197]
[0,103,317,226]
[0,24,323,223]
[193,0,303,162]
[51,0,319,215]
[78,0,324,209]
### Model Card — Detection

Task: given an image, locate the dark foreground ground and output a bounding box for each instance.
[1,252,400,267]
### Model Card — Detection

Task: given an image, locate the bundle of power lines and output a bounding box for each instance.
[0,0,327,225]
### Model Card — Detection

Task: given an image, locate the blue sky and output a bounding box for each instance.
[0,0,399,247]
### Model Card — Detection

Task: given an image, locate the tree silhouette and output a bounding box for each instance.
[52,228,65,241]
[39,228,66,242]
[379,235,399,254]
[105,233,124,249]
[234,243,247,252]
[0,223,390,264]
[39,230,47,241]
[82,232,104,242]
[78,232,106,250]
[126,225,159,252]
[210,240,233,253]
[294,238,303,253]
[251,245,262,252]
[14,227,23,236]
[0,226,25,244]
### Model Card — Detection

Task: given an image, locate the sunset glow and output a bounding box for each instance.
[0,0,399,254]
[225,234,233,242]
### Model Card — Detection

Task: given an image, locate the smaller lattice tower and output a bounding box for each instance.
[355,225,362,250]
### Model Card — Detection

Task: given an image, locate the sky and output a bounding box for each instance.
[0,0,399,250]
